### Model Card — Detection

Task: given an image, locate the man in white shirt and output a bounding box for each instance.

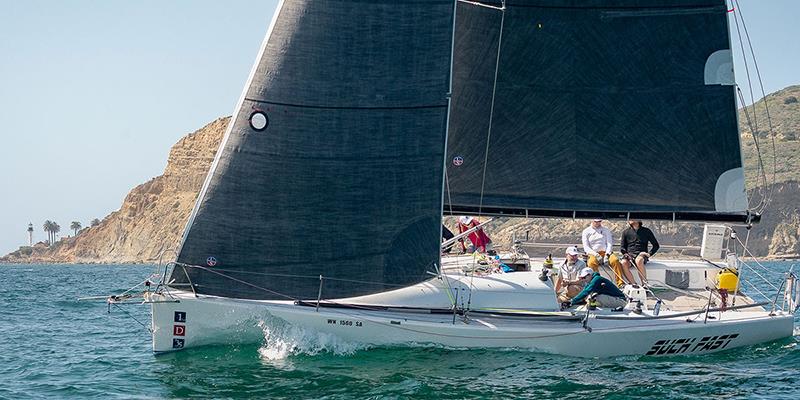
[555,246,588,302]
[581,219,633,287]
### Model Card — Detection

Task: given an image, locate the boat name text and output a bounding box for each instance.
[646,334,739,356]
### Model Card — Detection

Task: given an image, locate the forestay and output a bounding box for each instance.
[170,0,455,300]
[445,0,751,221]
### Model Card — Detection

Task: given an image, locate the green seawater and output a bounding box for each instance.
[1,263,798,399]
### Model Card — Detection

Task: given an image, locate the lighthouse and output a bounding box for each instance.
[27,223,33,246]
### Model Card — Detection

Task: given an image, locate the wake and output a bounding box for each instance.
[256,318,369,360]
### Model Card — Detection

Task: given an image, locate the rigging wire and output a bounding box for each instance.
[186,264,300,301]
[730,0,778,215]
[176,265,408,288]
[176,263,464,313]
[730,1,758,129]
[111,302,152,333]
[737,88,769,212]
[731,6,766,212]
[465,0,507,316]
[439,0,459,266]
[176,262,460,309]
[445,170,455,218]
[731,237,782,293]
[734,0,779,212]
[476,0,506,217]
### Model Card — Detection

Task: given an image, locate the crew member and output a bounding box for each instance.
[620,219,660,287]
[568,267,627,309]
[555,246,588,302]
[581,218,632,287]
[458,216,492,253]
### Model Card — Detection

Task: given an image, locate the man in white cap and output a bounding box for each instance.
[555,246,588,302]
[581,219,632,287]
[568,267,628,309]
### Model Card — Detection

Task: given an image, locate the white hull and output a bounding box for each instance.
[148,289,794,358]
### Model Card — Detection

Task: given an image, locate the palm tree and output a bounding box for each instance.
[52,222,61,243]
[43,220,53,245]
[90,218,101,227]
[70,221,82,236]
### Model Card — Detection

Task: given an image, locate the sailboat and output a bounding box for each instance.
[124,0,798,357]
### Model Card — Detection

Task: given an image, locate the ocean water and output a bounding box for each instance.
[1,263,798,400]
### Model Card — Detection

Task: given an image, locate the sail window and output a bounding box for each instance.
[249,111,269,131]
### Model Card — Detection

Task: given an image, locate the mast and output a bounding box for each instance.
[439,0,461,268]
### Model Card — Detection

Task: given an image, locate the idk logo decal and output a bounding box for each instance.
[172,311,187,348]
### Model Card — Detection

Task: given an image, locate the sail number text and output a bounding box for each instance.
[327,319,363,327]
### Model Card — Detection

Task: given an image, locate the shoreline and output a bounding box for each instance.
[3,255,798,266]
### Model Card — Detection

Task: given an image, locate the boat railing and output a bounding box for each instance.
[153,247,178,285]
[518,241,701,251]
[728,231,799,313]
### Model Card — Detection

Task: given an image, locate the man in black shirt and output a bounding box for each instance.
[620,219,659,287]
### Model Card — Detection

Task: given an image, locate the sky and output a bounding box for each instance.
[0,0,798,255]
[0,0,277,254]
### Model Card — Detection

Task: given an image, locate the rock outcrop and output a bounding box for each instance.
[770,219,800,259]
[2,118,227,263]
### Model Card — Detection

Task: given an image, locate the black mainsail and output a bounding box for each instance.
[445,0,751,222]
[170,0,756,301]
[170,0,456,300]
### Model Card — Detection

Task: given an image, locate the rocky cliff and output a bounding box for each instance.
[2,118,227,263]
[3,86,800,263]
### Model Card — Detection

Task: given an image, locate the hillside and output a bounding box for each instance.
[2,118,227,263]
[3,86,800,263]
[740,85,800,187]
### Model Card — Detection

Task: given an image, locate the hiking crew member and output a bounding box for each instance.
[568,268,627,309]
[581,219,631,287]
[620,219,660,287]
[555,246,588,303]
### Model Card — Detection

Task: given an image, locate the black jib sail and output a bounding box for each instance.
[170,0,455,300]
[445,0,752,222]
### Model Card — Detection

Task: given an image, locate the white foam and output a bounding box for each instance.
[256,318,368,361]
